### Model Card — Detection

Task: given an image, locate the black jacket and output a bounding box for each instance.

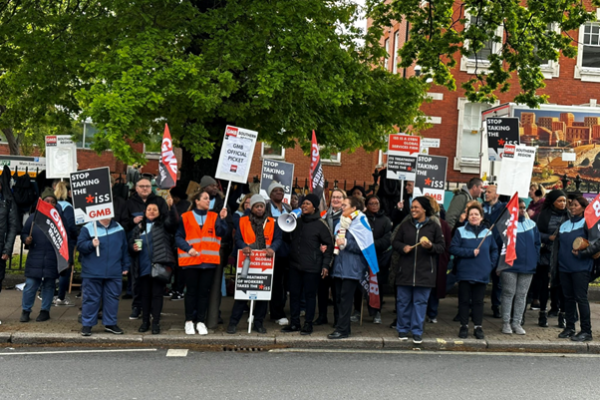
[0,192,20,280]
[210,195,234,246]
[112,195,129,226]
[289,212,334,273]
[366,210,392,256]
[391,218,445,288]
[123,192,169,232]
[21,208,66,280]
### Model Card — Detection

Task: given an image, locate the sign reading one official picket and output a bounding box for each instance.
[70,167,114,225]
[234,250,274,301]
[387,134,421,181]
[486,117,520,161]
[413,155,448,204]
[45,135,77,179]
[259,159,295,203]
[497,145,536,197]
[215,125,258,183]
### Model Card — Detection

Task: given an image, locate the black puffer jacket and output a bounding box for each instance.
[0,192,20,280]
[391,218,445,288]
[21,207,66,280]
[289,212,334,273]
[366,210,392,256]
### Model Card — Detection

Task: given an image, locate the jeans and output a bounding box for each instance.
[560,271,591,333]
[22,277,55,312]
[81,278,122,327]
[458,281,486,326]
[427,290,439,319]
[289,268,320,326]
[139,275,165,323]
[500,272,533,325]
[396,285,431,336]
[184,268,215,323]
[334,278,359,335]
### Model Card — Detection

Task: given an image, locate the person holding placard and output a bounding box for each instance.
[54,181,78,306]
[450,203,498,340]
[175,189,229,335]
[78,217,130,336]
[227,195,282,334]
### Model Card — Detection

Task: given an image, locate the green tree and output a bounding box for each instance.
[367,0,597,108]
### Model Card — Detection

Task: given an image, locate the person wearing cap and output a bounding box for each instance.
[391,196,445,344]
[19,188,67,323]
[282,193,334,335]
[265,181,292,326]
[227,195,282,334]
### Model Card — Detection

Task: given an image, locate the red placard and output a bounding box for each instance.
[388,134,421,155]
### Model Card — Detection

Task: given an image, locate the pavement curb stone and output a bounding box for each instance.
[382,337,487,351]
[486,339,589,353]
[275,335,384,349]
[142,335,276,347]
[11,332,143,345]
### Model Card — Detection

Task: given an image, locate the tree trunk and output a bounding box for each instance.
[0,106,19,155]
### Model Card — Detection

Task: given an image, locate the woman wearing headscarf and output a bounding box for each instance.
[500,199,540,335]
[533,189,568,328]
[450,203,498,340]
[555,196,595,341]
[391,197,445,344]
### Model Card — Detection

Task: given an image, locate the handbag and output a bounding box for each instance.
[151,263,173,284]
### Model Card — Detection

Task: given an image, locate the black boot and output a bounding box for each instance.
[538,311,548,327]
[151,323,161,335]
[20,311,30,323]
[558,312,566,328]
[36,310,50,322]
[300,322,313,335]
[138,321,150,333]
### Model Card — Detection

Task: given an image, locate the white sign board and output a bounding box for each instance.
[45,135,77,179]
[0,155,46,176]
[497,145,537,197]
[234,250,274,301]
[420,138,440,148]
[562,152,576,162]
[386,134,421,181]
[215,125,258,183]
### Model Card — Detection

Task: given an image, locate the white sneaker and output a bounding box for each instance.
[55,297,71,306]
[52,296,58,305]
[276,318,289,326]
[196,322,208,335]
[185,321,196,335]
[373,312,382,324]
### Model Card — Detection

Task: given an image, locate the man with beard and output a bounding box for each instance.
[227,195,282,333]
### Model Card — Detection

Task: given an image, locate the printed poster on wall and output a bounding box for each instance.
[215,125,258,183]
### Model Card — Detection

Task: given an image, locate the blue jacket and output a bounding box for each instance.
[483,201,506,224]
[77,220,131,279]
[332,233,368,280]
[557,216,593,273]
[21,209,66,280]
[57,201,78,263]
[504,217,540,274]
[450,223,499,284]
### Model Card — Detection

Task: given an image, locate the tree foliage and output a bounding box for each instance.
[367,0,598,108]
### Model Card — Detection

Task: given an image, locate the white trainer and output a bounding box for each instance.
[55,297,71,306]
[196,322,208,335]
[185,321,196,335]
[276,318,289,326]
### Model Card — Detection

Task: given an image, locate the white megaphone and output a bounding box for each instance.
[277,209,302,232]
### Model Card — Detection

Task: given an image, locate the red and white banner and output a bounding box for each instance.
[34,198,69,273]
[309,130,326,209]
[156,124,177,189]
[585,193,600,229]
[497,193,519,271]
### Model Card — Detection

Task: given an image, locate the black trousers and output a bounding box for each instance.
[270,257,289,321]
[289,268,320,326]
[131,264,142,310]
[184,268,215,323]
[172,264,185,294]
[458,281,486,326]
[139,275,165,323]
[230,300,268,327]
[334,278,359,335]
[534,264,551,311]
[317,274,336,321]
[560,271,591,333]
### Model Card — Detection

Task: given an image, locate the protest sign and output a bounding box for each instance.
[156,124,178,189]
[215,125,258,184]
[70,167,114,225]
[45,135,77,179]
[486,117,520,161]
[387,134,421,181]
[33,198,70,273]
[497,145,536,197]
[234,250,274,301]
[260,159,294,203]
[413,155,448,204]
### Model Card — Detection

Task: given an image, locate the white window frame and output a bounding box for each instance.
[261,143,285,160]
[575,12,600,82]
[460,11,504,74]
[393,31,399,74]
[454,98,496,173]
[538,23,561,79]
[319,146,341,165]
[384,38,390,70]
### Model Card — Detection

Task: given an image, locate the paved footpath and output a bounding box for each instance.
[1,287,600,353]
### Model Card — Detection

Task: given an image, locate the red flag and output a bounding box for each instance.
[34,198,69,273]
[585,193,600,229]
[497,193,519,270]
[156,124,177,189]
[309,130,326,209]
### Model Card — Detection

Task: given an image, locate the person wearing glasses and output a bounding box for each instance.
[123,178,170,320]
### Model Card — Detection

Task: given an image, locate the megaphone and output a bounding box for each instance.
[278,209,302,232]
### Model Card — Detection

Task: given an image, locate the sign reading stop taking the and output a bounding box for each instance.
[486,117,520,161]
[413,155,448,204]
[70,167,114,225]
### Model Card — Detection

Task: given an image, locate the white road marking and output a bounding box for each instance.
[166,349,189,357]
[0,349,158,356]
[269,348,600,358]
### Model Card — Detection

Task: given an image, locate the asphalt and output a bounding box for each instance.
[1,348,600,399]
[2,279,600,353]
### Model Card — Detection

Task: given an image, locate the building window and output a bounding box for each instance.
[261,143,285,159]
[460,12,504,74]
[454,98,491,173]
[74,121,100,149]
[384,38,390,70]
[575,15,600,81]
[319,146,341,165]
[536,23,560,79]
[393,31,399,74]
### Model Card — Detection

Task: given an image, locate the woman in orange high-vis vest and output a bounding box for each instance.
[175,189,229,335]
[226,195,282,334]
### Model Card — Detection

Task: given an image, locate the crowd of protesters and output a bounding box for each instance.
[0,168,597,344]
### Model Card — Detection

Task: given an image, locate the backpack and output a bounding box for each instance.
[12,175,37,209]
